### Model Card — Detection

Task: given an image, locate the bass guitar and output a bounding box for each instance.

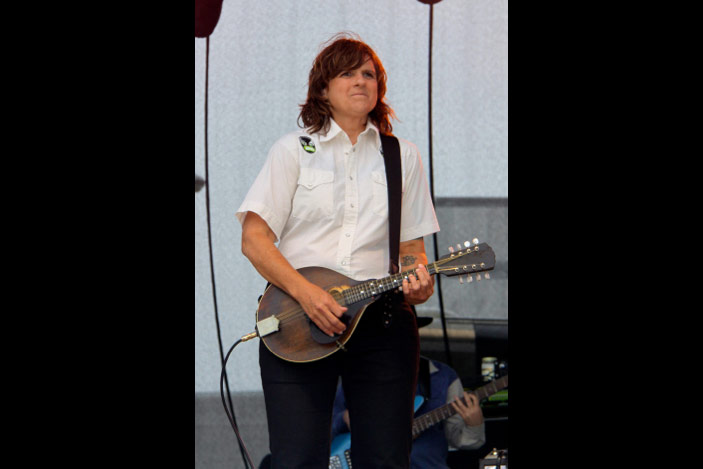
[329,375,509,469]
[254,240,495,363]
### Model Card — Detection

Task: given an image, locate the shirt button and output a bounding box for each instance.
[345,233,350,237]
[350,203,354,208]
[341,261,346,265]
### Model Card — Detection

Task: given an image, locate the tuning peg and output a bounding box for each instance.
[484,272,491,280]
[456,244,462,251]
[458,276,464,284]
[464,240,470,248]
[476,273,482,282]
[467,275,473,283]
[472,238,479,245]
[448,246,454,253]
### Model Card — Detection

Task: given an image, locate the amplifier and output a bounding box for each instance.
[478,448,508,469]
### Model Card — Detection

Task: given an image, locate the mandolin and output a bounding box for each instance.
[253,240,495,363]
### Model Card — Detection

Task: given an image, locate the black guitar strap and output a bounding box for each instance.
[380,134,402,275]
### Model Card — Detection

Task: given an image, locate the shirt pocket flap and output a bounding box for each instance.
[298,168,334,189]
[371,170,387,186]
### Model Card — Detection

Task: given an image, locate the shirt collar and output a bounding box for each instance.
[319,117,380,143]
[429,360,439,374]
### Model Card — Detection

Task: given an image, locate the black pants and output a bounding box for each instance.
[259,292,419,469]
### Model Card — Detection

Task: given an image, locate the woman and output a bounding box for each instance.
[236,33,440,468]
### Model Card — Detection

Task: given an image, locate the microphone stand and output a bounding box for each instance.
[417,0,453,368]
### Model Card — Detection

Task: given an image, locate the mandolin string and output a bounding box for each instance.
[271,265,425,324]
[274,251,483,328]
[266,260,453,325]
[274,267,420,324]
[272,278,396,326]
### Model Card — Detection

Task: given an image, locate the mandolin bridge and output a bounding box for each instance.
[256,316,280,337]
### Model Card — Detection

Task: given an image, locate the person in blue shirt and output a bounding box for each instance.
[331,319,485,469]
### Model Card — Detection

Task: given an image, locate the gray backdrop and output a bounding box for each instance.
[196,0,507,396]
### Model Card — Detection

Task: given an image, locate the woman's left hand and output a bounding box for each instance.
[402,264,434,305]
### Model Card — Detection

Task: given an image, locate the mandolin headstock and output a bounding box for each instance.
[433,239,495,283]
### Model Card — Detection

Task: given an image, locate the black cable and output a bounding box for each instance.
[202,35,250,469]
[425,1,453,368]
[220,339,256,469]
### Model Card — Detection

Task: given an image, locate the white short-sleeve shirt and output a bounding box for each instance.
[236,119,440,281]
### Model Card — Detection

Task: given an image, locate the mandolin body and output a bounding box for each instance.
[255,242,495,363]
[257,266,376,363]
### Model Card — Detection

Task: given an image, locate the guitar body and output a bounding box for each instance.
[257,266,376,363]
[329,433,351,469]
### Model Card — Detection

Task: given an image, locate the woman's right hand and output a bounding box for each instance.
[294,282,348,337]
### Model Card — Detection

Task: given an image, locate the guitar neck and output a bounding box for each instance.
[341,264,438,305]
[411,376,508,438]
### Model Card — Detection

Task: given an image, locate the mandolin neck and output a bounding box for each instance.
[339,242,493,305]
[341,264,438,305]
